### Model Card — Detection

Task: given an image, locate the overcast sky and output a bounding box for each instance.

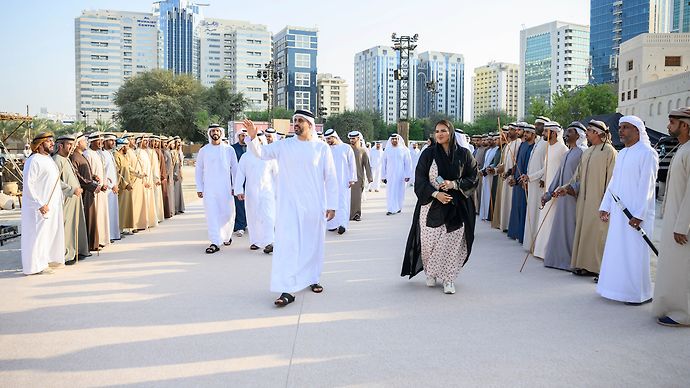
[0,0,589,121]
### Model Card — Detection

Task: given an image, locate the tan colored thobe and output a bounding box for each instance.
[570,142,617,273]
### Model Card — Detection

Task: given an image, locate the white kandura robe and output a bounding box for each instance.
[523,137,547,251]
[532,141,569,258]
[500,138,522,230]
[83,149,111,247]
[234,149,278,248]
[598,141,658,303]
[479,146,499,220]
[382,145,412,213]
[327,143,356,230]
[195,143,238,246]
[101,149,120,240]
[409,148,421,185]
[368,148,383,191]
[249,135,338,293]
[21,154,65,274]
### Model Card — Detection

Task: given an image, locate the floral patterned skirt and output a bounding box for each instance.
[420,161,469,282]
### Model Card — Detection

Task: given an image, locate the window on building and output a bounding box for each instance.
[627,60,633,71]
[621,93,625,101]
[295,91,310,110]
[294,35,311,49]
[665,56,681,66]
[627,91,631,100]
[633,89,638,99]
[295,53,310,68]
[295,72,310,87]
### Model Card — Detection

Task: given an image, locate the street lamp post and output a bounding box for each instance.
[257,60,283,123]
[392,32,418,145]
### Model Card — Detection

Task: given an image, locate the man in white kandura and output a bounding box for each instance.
[195,124,238,254]
[243,109,338,307]
[234,131,278,254]
[532,121,569,258]
[325,128,356,235]
[21,132,65,275]
[382,133,412,215]
[102,132,120,241]
[368,142,384,192]
[479,134,499,220]
[598,115,658,306]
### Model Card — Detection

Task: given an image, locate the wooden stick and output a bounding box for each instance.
[520,196,557,272]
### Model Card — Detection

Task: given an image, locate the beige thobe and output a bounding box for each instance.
[570,143,617,273]
[652,142,690,324]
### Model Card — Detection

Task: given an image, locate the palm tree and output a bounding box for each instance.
[94,118,113,132]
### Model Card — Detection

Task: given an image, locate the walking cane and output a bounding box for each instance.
[520,196,557,272]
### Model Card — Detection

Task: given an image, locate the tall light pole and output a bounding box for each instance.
[258,60,283,123]
[392,32,418,145]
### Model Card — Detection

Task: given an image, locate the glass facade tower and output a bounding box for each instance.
[590,0,655,84]
[153,0,203,77]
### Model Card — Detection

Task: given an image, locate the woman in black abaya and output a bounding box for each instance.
[401,120,479,294]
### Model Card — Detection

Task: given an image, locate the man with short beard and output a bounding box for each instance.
[325,128,356,234]
[598,115,658,306]
[54,133,89,264]
[127,135,148,231]
[71,132,100,250]
[21,132,65,274]
[348,131,372,222]
[102,132,120,241]
[113,137,134,235]
[653,107,690,327]
[196,124,238,254]
[83,132,110,248]
[243,110,338,307]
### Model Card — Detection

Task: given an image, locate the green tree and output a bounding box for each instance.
[202,78,247,125]
[549,84,617,125]
[324,110,376,140]
[114,69,205,141]
[526,97,550,124]
[462,110,516,135]
[244,107,294,122]
[94,118,113,132]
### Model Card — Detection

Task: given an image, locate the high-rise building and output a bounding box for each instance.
[272,26,318,112]
[589,0,669,84]
[353,46,418,124]
[416,52,464,122]
[671,0,690,32]
[354,46,400,124]
[617,33,690,131]
[518,21,590,119]
[472,62,519,121]
[153,0,204,77]
[317,74,348,118]
[75,9,158,125]
[198,19,272,111]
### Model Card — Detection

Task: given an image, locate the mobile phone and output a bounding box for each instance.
[435,176,445,185]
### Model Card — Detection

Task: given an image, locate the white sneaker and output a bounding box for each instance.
[426,276,436,287]
[443,281,455,294]
[234,230,244,237]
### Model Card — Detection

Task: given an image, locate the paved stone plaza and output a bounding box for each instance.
[1,189,688,387]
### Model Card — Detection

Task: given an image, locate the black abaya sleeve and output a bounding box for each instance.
[402,149,435,278]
